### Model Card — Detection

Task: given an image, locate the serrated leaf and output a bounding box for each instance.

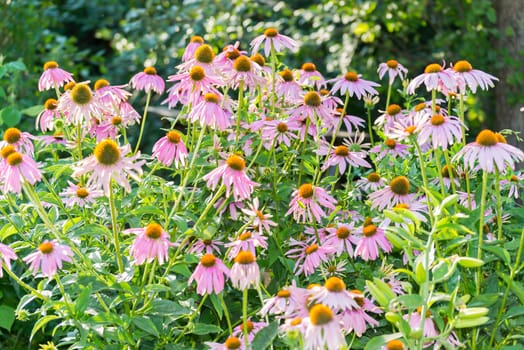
[251,321,279,350]
[132,316,159,337]
[31,315,60,341]
[192,323,222,335]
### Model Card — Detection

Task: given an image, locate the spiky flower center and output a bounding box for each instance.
[431,114,445,126]
[71,84,93,105]
[189,66,206,81]
[363,224,377,237]
[325,276,345,292]
[302,63,316,72]
[279,69,294,82]
[414,102,427,112]
[344,71,359,82]
[385,139,397,149]
[264,28,279,37]
[94,139,121,166]
[226,155,246,171]
[495,133,507,144]
[64,81,76,91]
[405,125,417,134]
[112,116,122,126]
[366,173,380,183]
[441,165,457,178]
[195,44,215,63]
[1,145,16,159]
[416,306,432,317]
[310,304,333,326]
[395,203,410,209]
[290,317,302,326]
[234,251,255,265]
[476,129,498,146]
[44,61,59,70]
[351,290,365,307]
[386,60,399,69]
[390,176,410,195]
[233,56,252,72]
[191,35,204,44]
[224,336,241,349]
[387,104,401,116]
[225,48,241,60]
[255,210,266,220]
[277,290,291,298]
[239,231,252,241]
[336,226,350,239]
[201,253,217,267]
[203,239,213,246]
[45,98,58,110]
[511,175,519,182]
[94,79,110,90]
[304,91,321,107]
[3,128,21,144]
[334,145,350,156]
[305,243,319,255]
[386,339,405,350]
[145,223,163,239]
[39,242,54,254]
[142,67,157,75]
[424,63,442,74]
[6,152,23,166]
[76,187,89,198]
[250,53,265,67]
[202,93,219,104]
[454,60,473,73]
[244,320,254,333]
[277,122,288,133]
[167,130,182,144]
[298,183,314,198]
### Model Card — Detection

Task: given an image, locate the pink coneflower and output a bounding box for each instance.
[369,176,415,211]
[297,63,326,90]
[57,83,108,126]
[340,290,380,337]
[286,184,337,224]
[182,35,205,62]
[38,133,70,147]
[287,239,335,276]
[417,113,462,150]
[382,340,406,350]
[324,223,360,256]
[117,101,141,125]
[188,238,224,256]
[431,164,460,190]
[72,139,145,196]
[38,61,74,91]
[188,253,230,295]
[377,59,408,84]
[320,89,343,112]
[0,243,17,278]
[36,98,61,132]
[1,147,41,194]
[276,69,303,102]
[164,65,222,108]
[205,336,245,350]
[250,27,298,57]
[232,320,267,343]
[303,304,346,350]
[225,231,268,260]
[188,93,232,131]
[93,79,131,107]
[214,198,245,220]
[152,130,188,168]
[261,119,299,148]
[403,307,462,348]
[213,42,245,74]
[230,251,260,289]
[370,139,410,162]
[203,154,258,202]
[454,130,524,173]
[330,108,365,133]
[59,181,103,208]
[500,174,523,199]
[241,198,277,235]
[1,127,34,156]
[386,107,428,141]
[260,282,309,317]
[23,240,73,278]
[129,67,165,95]
[356,172,387,193]
[228,55,266,92]
[451,60,498,94]
[321,142,371,174]
[354,219,393,261]
[125,223,174,265]
[374,104,406,134]
[330,71,380,99]
[391,200,428,224]
[407,63,456,94]
[309,277,360,311]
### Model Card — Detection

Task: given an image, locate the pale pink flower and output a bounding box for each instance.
[297,63,326,90]
[370,139,410,162]
[38,61,74,91]
[1,148,41,194]
[407,63,456,94]
[214,198,245,220]
[377,59,408,84]
[403,308,462,348]
[451,60,498,94]
[205,337,245,350]
[188,253,230,295]
[369,176,415,211]
[164,65,222,108]
[93,79,131,108]
[177,44,221,79]
[228,55,266,92]
[225,231,268,260]
[356,172,387,193]
[125,223,174,265]
[59,181,103,208]
[72,139,145,196]
[354,220,393,261]
[330,108,365,133]
[260,282,309,317]
[417,113,462,150]
[182,35,205,62]
[36,98,61,132]
[431,164,460,190]
[203,154,258,202]
[57,83,108,126]
[330,71,380,99]
[230,251,260,290]
[232,320,267,343]
[287,239,335,276]
[303,304,346,350]
[340,290,380,337]
[374,104,406,135]
[309,277,360,311]
[500,174,523,199]
[324,223,360,256]
[321,141,371,174]
[241,198,277,235]
[261,119,299,148]
[213,42,247,74]
[276,69,302,101]
[129,67,165,94]
[188,92,232,131]
[23,240,73,278]
[1,127,34,156]
[188,238,224,256]
[152,130,188,168]
[250,28,298,57]
[286,184,337,224]
[0,243,17,278]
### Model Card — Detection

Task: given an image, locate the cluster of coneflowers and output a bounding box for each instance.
[0,26,523,350]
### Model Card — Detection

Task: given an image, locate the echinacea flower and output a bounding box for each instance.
[324,223,360,256]
[369,176,415,211]
[93,79,131,107]
[38,61,74,91]
[330,71,380,99]
[286,184,337,224]
[57,82,108,126]
[289,91,334,125]
[303,304,346,350]
[276,69,302,101]
[125,223,174,265]
[403,307,461,348]
[354,219,393,261]
[309,277,360,311]
[431,164,460,190]
[129,67,165,95]
[340,290,380,336]
[188,93,232,131]
[23,240,73,278]
[205,336,245,350]
[232,320,267,343]
[164,65,222,108]
[72,139,145,196]
[370,139,410,162]
[321,142,371,174]
[450,60,498,94]
[417,113,462,150]
[225,231,268,260]
[230,251,260,290]
[228,55,266,92]
[260,282,309,317]
[36,99,61,132]
[177,44,221,78]
[454,129,524,173]
[500,174,523,199]
[188,238,224,256]
[188,253,230,295]
[261,119,299,148]
[250,27,298,57]
[0,243,17,278]
[287,239,335,276]
[59,181,103,208]
[203,154,258,202]
[1,147,41,194]
[241,198,277,235]
[297,62,326,90]
[356,172,387,193]
[374,104,405,134]
[182,35,205,62]
[407,63,456,94]
[377,59,408,84]
[1,127,34,156]
[152,130,188,168]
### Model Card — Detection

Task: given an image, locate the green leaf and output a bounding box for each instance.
[21,105,44,117]
[469,293,500,307]
[149,300,189,317]
[5,60,26,72]
[251,321,279,350]
[457,257,484,268]
[0,107,22,127]
[505,306,524,319]
[454,316,489,328]
[0,305,15,331]
[31,315,60,341]
[498,272,524,304]
[74,284,92,316]
[132,316,159,337]
[364,333,403,350]
[192,323,222,335]
[482,245,511,266]
[393,294,423,309]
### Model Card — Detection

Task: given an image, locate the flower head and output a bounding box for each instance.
[1,148,41,194]
[129,67,165,94]
[407,63,456,94]
[369,176,415,211]
[303,304,346,350]
[451,60,498,94]
[38,61,74,91]
[287,239,335,276]
[286,184,337,224]
[230,251,260,290]
[417,113,462,150]
[250,28,298,57]
[354,219,392,261]
[377,59,408,84]
[188,253,230,295]
[0,243,17,278]
[59,181,103,208]
[125,223,174,265]
[330,71,380,99]
[23,240,73,278]
[152,130,188,168]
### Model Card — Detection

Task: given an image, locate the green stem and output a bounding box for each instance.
[434,148,446,196]
[242,288,249,349]
[134,90,152,154]
[367,107,375,146]
[109,180,124,273]
[175,294,208,343]
[495,168,503,240]
[443,150,458,196]
[3,265,48,300]
[476,170,488,295]
[385,82,392,109]
[412,140,434,226]
[297,118,311,185]
[235,80,245,145]
[219,293,233,334]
